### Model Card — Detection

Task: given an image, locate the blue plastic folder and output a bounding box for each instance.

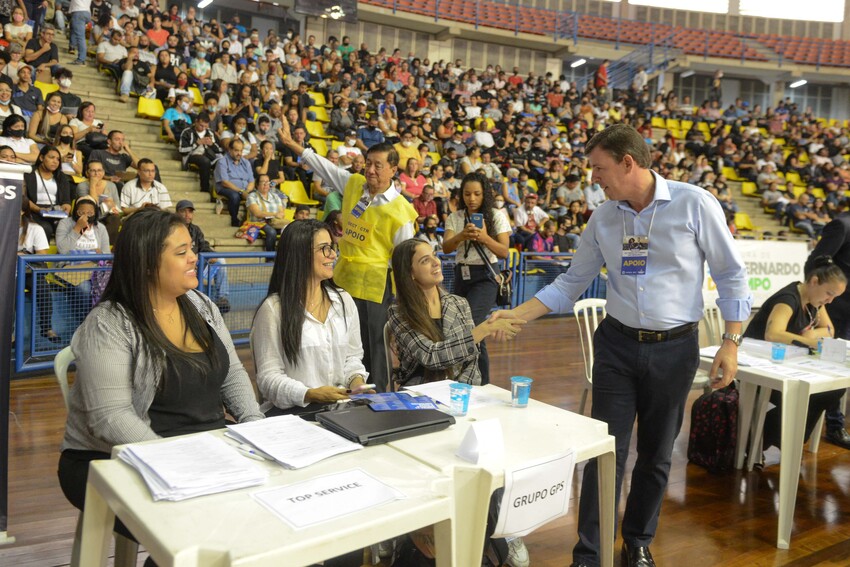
[349,392,440,411]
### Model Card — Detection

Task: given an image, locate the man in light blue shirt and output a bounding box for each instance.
[493,124,752,567]
[214,139,255,227]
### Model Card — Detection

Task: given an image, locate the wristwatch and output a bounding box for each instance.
[721,333,743,346]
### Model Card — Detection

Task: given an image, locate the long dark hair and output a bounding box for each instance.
[458,171,496,236]
[100,209,218,379]
[391,239,442,342]
[19,191,32,245]
[266,219,343,367]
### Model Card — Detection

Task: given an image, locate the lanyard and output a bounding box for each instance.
[622,200,659,241]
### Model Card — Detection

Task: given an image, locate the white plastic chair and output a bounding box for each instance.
[573,298,607,415]
[55,347,139,567]
[693,306,726,394]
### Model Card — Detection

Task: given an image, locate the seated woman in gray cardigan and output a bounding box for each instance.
[57,209,263,545]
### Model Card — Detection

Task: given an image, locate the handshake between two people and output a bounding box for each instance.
[477,309,527,343]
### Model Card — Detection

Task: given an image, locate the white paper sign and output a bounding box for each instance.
[492,451,575,538]
[820,338,847,363]
[455,419,504,464]
[252,468,405,529]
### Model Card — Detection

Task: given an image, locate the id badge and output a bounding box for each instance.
[460,265,471,280]
[350,195,370,219]
[621,235,648,275]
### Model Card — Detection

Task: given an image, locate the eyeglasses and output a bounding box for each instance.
[315,243,339,258]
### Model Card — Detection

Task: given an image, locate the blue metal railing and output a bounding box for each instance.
[13,251,607,373]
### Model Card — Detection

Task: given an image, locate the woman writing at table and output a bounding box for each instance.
[58,209,263,530]
[388,238,525,388]
[251,219,370,415]
[743,255,848,453]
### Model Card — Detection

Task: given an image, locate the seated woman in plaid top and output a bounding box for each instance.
[387,239,524,388]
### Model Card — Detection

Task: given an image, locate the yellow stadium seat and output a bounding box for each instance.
[311,106,330,122]
[526,178,539,193]
[330,140,345,151]
[283,208,295,222]
[785,171,804,186]
[680,120,694,132]
[722,124,732,135]
[137,97,164,119]
[721,167,742,182]
[665,118,680,130]
[288,181,320,206]
[811,188,826,200]
[774,137,786,147]
[34,80,59,100]
[734,212,755,231]
[308,138,328,156]
[429,152,442,165]
[651,117,666,128]
[280,181,301,198]
[305,120,333,139]
[308,91,328,107]
[741,181,758,197]
[792,186,806,198]
[189,87,203,106]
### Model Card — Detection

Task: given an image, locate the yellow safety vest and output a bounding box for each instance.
[335,175,418,303]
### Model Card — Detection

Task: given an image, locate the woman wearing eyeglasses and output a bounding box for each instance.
[251,219,370,416]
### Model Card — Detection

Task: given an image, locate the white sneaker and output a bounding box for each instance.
[505,537,530,567]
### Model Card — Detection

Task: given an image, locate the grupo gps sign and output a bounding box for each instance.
[704,240,809,308]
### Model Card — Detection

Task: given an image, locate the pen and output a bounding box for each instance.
[234,445,267,462]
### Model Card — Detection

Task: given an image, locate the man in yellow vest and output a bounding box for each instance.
[279,120,418,392]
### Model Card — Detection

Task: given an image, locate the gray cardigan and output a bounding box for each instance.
[62,291,263,453]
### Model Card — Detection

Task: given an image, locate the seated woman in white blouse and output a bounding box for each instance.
[251,219,370,416]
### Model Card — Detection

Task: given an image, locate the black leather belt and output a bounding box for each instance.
[606,316,698,343]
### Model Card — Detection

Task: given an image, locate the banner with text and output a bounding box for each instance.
[704,240,809,308]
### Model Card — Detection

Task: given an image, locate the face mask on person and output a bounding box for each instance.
[13,13,22,23]
[180,101,191,111]
[197,51,206,59]
[207,104,217,112]
[59,78,72,88]
[0,97,9,106]
[423,117,431,124]
[230,33,238,40]
[346,138,356,146]
[8,128,23,137]
[495,200,505,208]
[47,105,60,114]
[290,48,297,54]
[510,177,518,183]
[310,65,317,72]
[425,226,436,234]
[59,135,73,145]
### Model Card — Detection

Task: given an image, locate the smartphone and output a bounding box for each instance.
[470,213,484,229]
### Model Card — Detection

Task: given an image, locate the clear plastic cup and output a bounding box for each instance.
[510,376,533,408]
[449,382,472,416]
[771,343,786,364]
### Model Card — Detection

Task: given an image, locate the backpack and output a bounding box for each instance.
[687,382,738,473]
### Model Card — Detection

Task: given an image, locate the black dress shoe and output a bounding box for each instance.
[825,428,850,450]
[570,562,594,567]
[622,543,656,567]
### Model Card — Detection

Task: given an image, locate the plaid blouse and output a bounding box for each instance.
[388,292,481,387]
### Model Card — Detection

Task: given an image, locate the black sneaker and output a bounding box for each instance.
[825,428,850,450]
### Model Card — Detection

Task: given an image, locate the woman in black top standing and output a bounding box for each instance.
[744,256,847,452]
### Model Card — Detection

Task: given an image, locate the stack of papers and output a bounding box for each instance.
[226,415,362,469]
[117,433,267,501]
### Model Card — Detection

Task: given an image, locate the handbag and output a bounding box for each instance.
[470,240,513,307]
